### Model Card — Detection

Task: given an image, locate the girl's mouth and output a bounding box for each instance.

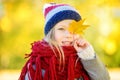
[62,41,73,46]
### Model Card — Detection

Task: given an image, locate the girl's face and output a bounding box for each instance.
[54,20,74,46]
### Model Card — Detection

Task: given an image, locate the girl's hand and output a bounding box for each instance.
[73,35,95,60]
[73,35,89,52]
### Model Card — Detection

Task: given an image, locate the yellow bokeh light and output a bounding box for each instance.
[104,39,117,55]
[96,7,112,36]
[98,37,117,55]
[13,3,32,23]
[1,16,12,32]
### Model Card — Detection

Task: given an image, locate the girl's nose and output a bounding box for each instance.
[64,30,72,38]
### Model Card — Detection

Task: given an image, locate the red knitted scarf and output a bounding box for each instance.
[19,40,90,80]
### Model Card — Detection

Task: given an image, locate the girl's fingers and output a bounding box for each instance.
[77,39,88,47]
[73,37,90,52]
[78,39,85,46]
[73,40,83,52]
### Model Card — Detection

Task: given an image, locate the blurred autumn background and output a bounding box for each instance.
[0,0,120,80]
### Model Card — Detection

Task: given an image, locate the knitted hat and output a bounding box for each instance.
[43,3,81,35]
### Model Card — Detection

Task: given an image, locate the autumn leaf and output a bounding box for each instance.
[68,19,90,35]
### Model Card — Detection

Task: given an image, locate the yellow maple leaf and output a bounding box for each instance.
[68,19,89,35]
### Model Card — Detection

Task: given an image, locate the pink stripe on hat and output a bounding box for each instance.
[44,4,67,17]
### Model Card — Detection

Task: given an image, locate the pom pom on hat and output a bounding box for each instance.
[43,3,81,35]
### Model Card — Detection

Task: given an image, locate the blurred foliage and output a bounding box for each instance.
[0,0,120,70]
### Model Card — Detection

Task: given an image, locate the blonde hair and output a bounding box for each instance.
[45,27,65,70]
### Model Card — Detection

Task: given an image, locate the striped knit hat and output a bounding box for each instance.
[43,3,81,35]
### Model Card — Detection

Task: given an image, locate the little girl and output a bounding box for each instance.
[19,3,110,80]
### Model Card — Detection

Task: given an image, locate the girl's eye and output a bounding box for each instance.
[58,28,65,30]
